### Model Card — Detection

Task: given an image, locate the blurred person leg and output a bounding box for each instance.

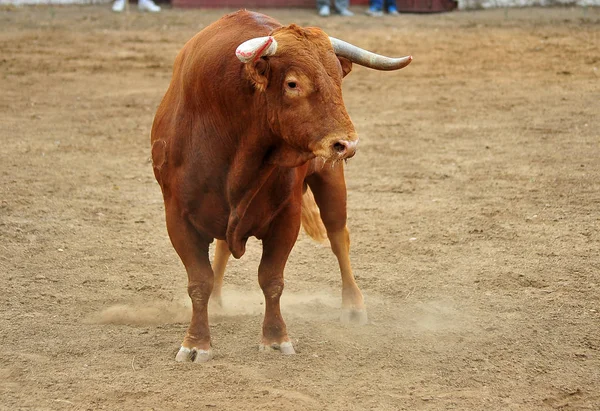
[317,0,331,16]
[334,0,354,16]
[386,0,399,14]
[366,0,384,16]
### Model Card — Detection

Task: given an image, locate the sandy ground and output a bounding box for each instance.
[1,4,599,410]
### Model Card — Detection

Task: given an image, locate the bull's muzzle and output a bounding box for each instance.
[332,139,358,159]
[311,133,359,162]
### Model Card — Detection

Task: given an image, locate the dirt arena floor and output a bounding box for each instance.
[1,4,599,410]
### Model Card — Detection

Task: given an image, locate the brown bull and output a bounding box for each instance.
[150,10,411,362]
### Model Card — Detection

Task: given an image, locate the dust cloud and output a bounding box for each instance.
[89,288,341,326]
[88,302,191,326]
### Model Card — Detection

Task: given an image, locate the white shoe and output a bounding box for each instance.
[338,8,354,16]
[365,8,383,16]
[112,0,125,12]
[138,0,161,12]
[318,5,330,16]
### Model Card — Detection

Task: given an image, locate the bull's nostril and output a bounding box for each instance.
[333,142,347,153]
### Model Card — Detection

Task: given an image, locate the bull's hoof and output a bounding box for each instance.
[175,346,214,363]
[340,308,368,325]
[259,341,296,355]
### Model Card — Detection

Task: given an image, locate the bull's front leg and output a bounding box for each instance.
[164,202,215,363]
[257,202,302,355]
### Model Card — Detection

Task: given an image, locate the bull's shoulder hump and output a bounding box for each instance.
[222,9,282,32]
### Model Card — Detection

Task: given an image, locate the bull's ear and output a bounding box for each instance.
[338,56,352,78]
[244,57,270,92]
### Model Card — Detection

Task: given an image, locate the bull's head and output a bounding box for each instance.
[236,25,412,167]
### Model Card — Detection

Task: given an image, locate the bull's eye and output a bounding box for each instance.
[287,81,297,89]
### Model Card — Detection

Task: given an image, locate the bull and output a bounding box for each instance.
[150,10,411,362]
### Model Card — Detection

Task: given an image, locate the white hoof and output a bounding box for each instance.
[175,346,213,363]
[259,341,296,355]
[340,308,368,325]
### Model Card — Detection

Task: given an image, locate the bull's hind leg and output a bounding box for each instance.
[210,239,231,310]
[164,202,215,363]
[257,200,302,355]
[306,163,368,325]
[328,228,368,325]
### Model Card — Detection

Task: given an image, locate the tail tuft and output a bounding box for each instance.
[301,186,328,243]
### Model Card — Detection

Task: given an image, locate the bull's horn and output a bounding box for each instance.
[330,37,412,71]
[236,36,278,63]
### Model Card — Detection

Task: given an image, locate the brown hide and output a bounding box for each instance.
[151,11,376,359]
[151,10,356,259]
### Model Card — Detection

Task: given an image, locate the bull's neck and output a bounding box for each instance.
[224,90,312,196]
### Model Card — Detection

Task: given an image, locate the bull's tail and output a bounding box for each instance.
[301,186,328,243]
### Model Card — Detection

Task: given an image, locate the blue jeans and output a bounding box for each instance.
[369,0,397,10]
